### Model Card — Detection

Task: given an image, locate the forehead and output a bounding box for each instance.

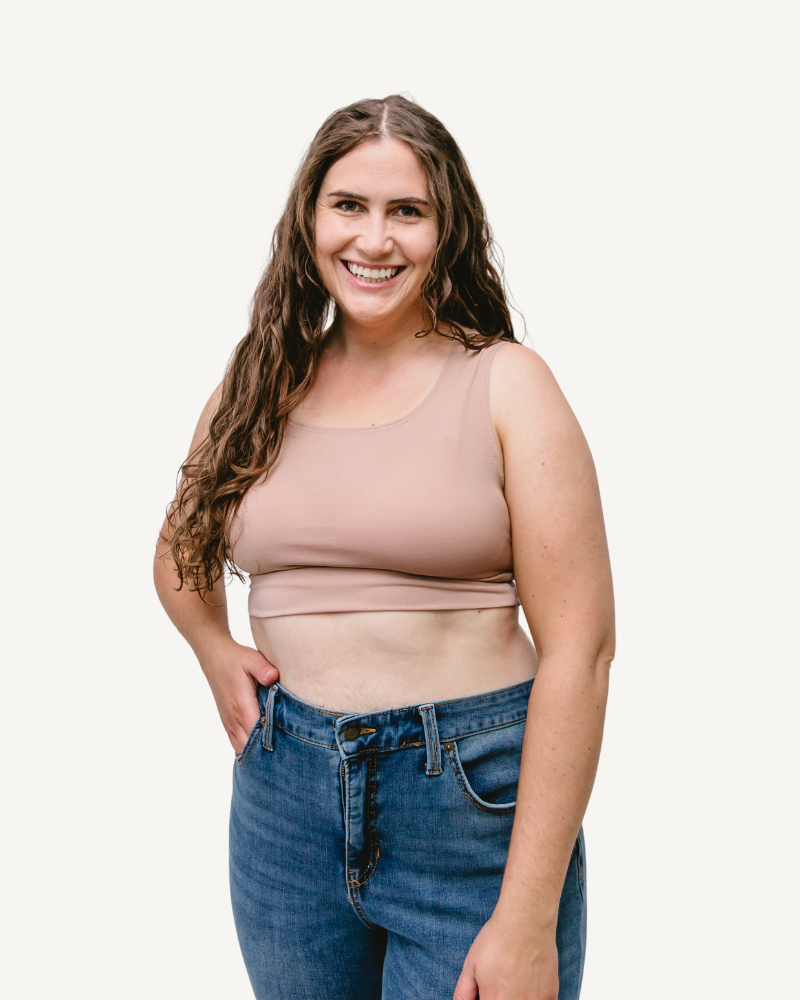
[320,138,430,198]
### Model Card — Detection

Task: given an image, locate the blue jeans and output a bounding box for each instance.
[229,678,586,999]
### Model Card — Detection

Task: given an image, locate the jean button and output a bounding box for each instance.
[344,726,359,741]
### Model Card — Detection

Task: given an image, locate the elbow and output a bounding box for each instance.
[592,631,615,680]
[596,634,615,672]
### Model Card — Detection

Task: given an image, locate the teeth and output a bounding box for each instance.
[346,261,400,282]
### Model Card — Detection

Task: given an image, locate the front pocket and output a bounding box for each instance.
[235,714,266,766]
[443,720,525,814]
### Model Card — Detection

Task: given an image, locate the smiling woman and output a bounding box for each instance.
[315,140,437,314]
[154,95,614,1000]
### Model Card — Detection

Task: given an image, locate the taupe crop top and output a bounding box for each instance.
[231,339,518,617]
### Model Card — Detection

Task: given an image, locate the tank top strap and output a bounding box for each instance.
[426,337,504,408]
[420,337,506,482]
[474,339,505,402]
[473,340,506,481]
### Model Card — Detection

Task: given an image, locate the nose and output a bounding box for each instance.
[354,209,393,261]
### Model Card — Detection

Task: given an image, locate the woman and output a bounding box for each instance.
[154,95,614,1000]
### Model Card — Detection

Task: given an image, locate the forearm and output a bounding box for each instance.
[153,541,233,666]
[494,651,611,930]
[153,538,278,754]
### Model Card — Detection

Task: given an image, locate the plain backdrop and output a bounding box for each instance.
[2,1,797,997]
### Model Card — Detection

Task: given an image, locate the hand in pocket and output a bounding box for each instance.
[199,639,279,755]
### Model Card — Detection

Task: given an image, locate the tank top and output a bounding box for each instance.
[230,339,518,618]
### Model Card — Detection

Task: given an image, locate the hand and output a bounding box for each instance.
[453,913,558,1000]
[199,639,280,755]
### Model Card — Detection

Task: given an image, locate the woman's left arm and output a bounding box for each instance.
[455,343,615,1000]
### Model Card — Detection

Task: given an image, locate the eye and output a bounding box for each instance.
[395,204,422,218]
[335,200,361,212]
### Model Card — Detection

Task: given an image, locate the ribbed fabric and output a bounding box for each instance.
[231,340,518,617]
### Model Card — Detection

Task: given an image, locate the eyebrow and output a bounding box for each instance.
[327,189,431,207]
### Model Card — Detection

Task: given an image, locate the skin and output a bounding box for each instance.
[154,137,614,999]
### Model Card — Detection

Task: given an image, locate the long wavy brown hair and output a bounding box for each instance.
[162,94,520,597]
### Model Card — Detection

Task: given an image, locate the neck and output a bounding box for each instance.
[326,303,440,360]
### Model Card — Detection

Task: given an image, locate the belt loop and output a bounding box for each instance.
[419,704,442,776]
[262,684,278,751]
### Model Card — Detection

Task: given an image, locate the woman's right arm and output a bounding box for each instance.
[153,383,279,755]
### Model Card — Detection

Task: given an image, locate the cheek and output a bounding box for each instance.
[312,232,339,296]
[404,229,438,276]
[314,216,345,264]
[313,233,330,268]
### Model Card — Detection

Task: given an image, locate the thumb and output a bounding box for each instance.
[246,655,280,688]
[259,662,280,687]
[453,968,478,1000]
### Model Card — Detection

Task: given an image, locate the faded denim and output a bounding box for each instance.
[230,678,586,999]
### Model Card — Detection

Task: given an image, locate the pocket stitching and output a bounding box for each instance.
[444,741,517,814]
[235,718,264,766]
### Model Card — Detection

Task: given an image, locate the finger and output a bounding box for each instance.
[231,729,248,756]
[453,971,478,1000]
[229,710,260,756]
[246,657,280,687]
[261,663,279,686]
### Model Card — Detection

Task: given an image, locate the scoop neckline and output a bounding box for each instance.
[286,340,460,433]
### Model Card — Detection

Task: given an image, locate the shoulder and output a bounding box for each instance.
[489,340,554,386]
[487,341,590,470]
[489,341,572,425]
[187,380,225,457]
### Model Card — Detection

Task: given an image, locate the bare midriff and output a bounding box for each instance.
[249,605,538,714]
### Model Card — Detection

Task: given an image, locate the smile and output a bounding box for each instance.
[341,260,406,285]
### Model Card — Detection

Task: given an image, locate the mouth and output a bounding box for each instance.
[340,259,407,286]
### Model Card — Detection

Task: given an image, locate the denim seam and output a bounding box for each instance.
[349,889,382,929]
[347,754,380,888]
[273,722,339,750]
[419,704,442,775]
[282,681,533,736]
[235,721,263,766]
[576,833,586,901]
[412,680,532,713]
[440,718,526,743]
[339,741,427,759]
[272,719,523,752]
[444,745,517,815]
[262,685,277,751]
[343,758,353,889]
[274,722,426,753]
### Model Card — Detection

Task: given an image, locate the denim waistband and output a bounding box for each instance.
[257,677,534,760]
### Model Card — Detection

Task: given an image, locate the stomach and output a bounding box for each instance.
[248,605,538,713]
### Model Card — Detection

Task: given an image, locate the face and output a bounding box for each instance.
[314,138,438,331]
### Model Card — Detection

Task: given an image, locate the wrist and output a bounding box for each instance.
[492,891,559,939]
[195,631,239,674]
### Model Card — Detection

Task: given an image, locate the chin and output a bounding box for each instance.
[341,306,395,326]
[336,295,399,323]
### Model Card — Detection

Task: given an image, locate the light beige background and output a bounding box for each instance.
[2,1,797,997]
